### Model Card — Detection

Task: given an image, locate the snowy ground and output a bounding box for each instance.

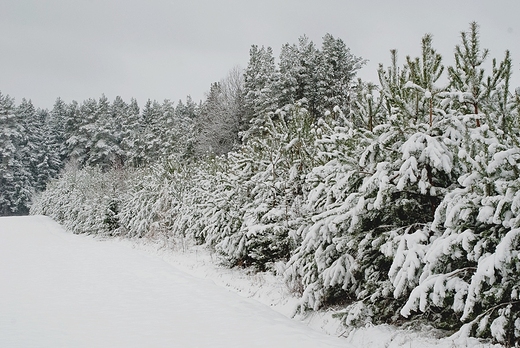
[0,216,501,348]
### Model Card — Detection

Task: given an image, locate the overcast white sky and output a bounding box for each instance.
[1,0,519,109]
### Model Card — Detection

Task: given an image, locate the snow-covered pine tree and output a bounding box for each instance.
[315,34,365,117]
[447,22,501,128]
[278,36,320,117]
[401,24,520,345]
[284,104,373,309]
[17,99,59,194]
[278,42,301,109]
[351,79,384,131]
[174,96,199,159]
[405,34,445,127]
[48,97,69,165]
[190,157,248,257]
[31,163,130,236]
[286,34,461,326]
[224,104,317,271]
[242,45,279,139]
[116,164,180,240]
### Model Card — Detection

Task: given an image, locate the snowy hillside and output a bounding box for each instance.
[0,216,501,348]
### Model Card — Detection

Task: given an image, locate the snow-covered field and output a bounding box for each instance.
[0,216,500,348]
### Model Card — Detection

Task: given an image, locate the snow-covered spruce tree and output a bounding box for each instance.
[0,93,32,215]
[85,95,124,169]
[286,34,464,326]
[47,97,72,166]
[17,100,60,194]
[401,25,520,345]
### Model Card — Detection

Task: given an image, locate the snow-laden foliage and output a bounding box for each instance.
[117,165,179,240]
[402,122,520,345]
[0,94,59,215]
[397,24,520,345]
[221,105,318,270]
[31,163,130,235]
[185,104,319,271]
[285,33,463,327]
[0,94,30,215]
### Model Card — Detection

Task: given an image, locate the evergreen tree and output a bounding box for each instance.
[48,97,69,164]
[351,79,384,131]
[286,34,461,326]
[61,100,81,165]
[140,99,164,163]
[17,99,58,193]
[27,23,520,344]
[447,22,510,129]
[278,36,319,114]
[0,93,29,215]
[86,94,118,169]
[401,25,520,345]
[108,96,129,166]
[405,33,445,126]
[122,98,142,167]
[315,34,365,116]
[158,99,177,161]
[195,82,227,156]
[243,45,279,138]
[67,97,98,166]
[175,96,199,159]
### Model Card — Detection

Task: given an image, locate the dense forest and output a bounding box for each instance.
[3,23,520,345]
